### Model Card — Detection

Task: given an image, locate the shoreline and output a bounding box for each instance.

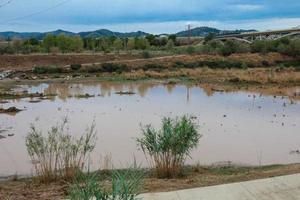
[1,163,300,199]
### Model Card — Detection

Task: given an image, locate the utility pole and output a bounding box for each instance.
[187,24,192,45]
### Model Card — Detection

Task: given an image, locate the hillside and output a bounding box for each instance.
[176,26,256,37]
[0,27,256,40]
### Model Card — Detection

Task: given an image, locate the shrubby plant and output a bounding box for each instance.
[68,168,143,200]
[25,119,97,183]
[137,115,201,178]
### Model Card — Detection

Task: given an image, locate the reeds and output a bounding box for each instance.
[137,115,201,178]
[68,168,143,200]
[25,119,97,183]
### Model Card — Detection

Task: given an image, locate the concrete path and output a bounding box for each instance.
[139,173,300,200]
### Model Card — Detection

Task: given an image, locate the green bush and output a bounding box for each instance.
[33,65,63,74]
[142,63,165,71]
[86,65,101,73]
[101,63,129,73]
[25,119,97,183]
[71,64,82,71]
[141,51,151,59]
[186,46,196,55]
[68,169,143,200]
[137,115,201,178]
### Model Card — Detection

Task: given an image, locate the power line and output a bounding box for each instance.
[0,0,72,24]
[0,0,13,8]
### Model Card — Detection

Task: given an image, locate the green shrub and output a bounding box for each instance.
[137,115,201,178]
[101,63,129,73]
[186,46,196,55]
[141,51,151,59]
[25,119,97,183]
[143,63,165,71]
[68,169,143,200]
[32,65,63,74]
[86,65,101,73]
[71,64,82,71]
[33,66,48,74]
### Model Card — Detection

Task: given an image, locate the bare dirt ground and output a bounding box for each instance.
[1,164,300,200]
[0,53,142,70]
[0,52,292,71]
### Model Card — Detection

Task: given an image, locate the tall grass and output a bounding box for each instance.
[68,168,143,200]
[137,115,201,178]
[25,119,97,183]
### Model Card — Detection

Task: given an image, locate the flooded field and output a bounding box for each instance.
[0,81,300,176]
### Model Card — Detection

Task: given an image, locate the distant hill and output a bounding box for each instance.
[0,27,256,40]
[0,29,149,40]
[79,29,148,38]
[176,26,256,37]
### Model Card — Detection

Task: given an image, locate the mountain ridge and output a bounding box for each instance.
[0,27,257,40]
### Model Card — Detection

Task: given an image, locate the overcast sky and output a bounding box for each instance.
[0,0,300,33]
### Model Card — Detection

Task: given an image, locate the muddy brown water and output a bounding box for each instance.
[0,81,300,177]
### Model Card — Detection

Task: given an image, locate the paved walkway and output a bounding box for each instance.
[139,173,300,200]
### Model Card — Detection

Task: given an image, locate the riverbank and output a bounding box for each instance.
[1,164,300,200]
[1,53,300,86]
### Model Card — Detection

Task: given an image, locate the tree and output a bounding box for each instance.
[56,34,71,53]
[12,38,22,53]
[43,34,57,52]
[166,40,175,50]
[134,37,149,50]
[113,38,123,53]
[69,36,84,53]
[146,34,156,45]
[127,38,135,51]
[168,34,177,44]
[24,38,40,46]
[204,33,216,44]
[220,40,238,56]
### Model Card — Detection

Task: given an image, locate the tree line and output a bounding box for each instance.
[0,34,177,54]
[0,33,299,57]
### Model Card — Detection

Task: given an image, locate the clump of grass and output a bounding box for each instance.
[33,65,63,74]
[142,63,165,71]
[68,168,143,200]
[141,51,151,59]
[25,119,97,183]
[137,115,201,178]
[70,64,82,71]
[101,63,129,73]
[75,93,96,98]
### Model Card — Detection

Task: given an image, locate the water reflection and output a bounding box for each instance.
[0,81,300,177]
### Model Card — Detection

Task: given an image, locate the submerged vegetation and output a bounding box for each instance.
[137,115,201,178]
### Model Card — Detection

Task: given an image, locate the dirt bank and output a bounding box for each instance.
[0,53,142,70]
[1,164,300,200]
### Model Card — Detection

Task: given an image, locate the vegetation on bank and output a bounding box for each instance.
[30,55,300,77]
[22,116,200,199]
[0,115,299,199]
[137,116,201,178]
[0,32,300,58]
[25,119,97,183]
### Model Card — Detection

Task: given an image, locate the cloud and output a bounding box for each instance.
[227,4,265,12]
[1,17,300,34]
[0,0,299,32]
